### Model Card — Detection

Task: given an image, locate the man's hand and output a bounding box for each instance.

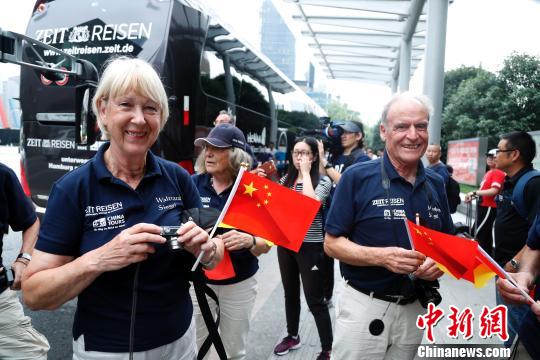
[10,261,27,290]
[413,257,444,281]
[531,301,540,322]
[496,272,534,305]
[380,247,425,274]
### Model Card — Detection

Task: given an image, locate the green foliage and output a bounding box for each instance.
[366,121,385,152]
[327,98,361,122]
[441,53,540,158]
[277,109,320,130]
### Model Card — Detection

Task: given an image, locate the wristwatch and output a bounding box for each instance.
[250,235,257,250]
[17,252,32,262]
[324,163,333,170]
[510,258,520,271]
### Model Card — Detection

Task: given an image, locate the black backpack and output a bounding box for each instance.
[446,176,461,213]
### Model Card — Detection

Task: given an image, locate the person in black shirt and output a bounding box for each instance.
[0,163,49,359]
[493,131,540,348]
[318,121,370,305]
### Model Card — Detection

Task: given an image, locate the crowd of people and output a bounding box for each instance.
[2,57,540,360]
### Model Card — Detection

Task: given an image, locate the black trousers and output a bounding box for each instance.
[277,242,333,351]
[475,205,496,256]
[321,252,334,300]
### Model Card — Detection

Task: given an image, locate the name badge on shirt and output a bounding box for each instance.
[155,195,183,211]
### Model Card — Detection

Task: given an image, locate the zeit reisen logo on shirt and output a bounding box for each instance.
[84,202,126,232]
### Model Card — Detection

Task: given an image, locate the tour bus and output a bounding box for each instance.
[6,0,326,215]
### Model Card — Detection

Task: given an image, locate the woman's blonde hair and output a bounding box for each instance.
[92,57,169,140]
[195,146,251,179]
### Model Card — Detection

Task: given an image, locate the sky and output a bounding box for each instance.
[1,0,540,126]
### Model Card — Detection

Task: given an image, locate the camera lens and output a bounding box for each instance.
[169,237,181,251]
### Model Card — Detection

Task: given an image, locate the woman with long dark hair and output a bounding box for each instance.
[273,137,333,360]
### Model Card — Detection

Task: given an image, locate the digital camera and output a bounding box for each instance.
[299,118,344,152]
[160,226,183,251]
[0,267,14,291]
[414,279,442,309]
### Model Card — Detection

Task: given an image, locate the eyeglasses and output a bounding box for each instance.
[291,150,312,157]
[495,148,515,154]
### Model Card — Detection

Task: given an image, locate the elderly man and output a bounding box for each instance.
[324,93,454,359]
[214,110,234,126]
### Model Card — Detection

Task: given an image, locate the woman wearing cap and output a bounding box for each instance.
[192,123,271,360]
[273,136,333,360]
[22,57,222,359]
[464,148,506,255]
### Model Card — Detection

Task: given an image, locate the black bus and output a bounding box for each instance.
[8,0,325,215]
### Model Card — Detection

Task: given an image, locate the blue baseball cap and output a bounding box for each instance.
[336,121,364,134]
[194,124,246,150]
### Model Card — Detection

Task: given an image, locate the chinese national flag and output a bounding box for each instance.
[406,220,505,288]
[220,171,321,252]
[204,249,235,281]
[462,246,506,288]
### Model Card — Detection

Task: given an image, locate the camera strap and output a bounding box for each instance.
[192,265,228,360]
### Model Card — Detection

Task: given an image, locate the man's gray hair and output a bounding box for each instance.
[380,92,433,125]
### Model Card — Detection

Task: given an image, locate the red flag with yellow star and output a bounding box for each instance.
[406,220,506,288]
[220,170,321,252]
[408,220,475,278]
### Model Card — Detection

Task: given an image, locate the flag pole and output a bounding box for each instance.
[404,218,415,251]
[191,165,247,271]
[477,246,535,304]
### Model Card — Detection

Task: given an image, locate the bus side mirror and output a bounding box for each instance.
[75,85,97,145]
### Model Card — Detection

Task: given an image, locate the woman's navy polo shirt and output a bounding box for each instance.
[192,173,258,285]
[36,143,202,352]
[325,153,454,295]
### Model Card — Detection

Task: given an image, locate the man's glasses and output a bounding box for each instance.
[495,148,515,154]
[291,150,312,157]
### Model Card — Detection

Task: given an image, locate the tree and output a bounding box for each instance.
[366,121,385,152]
[326,98,361,122]
[443,66,486,108]
[441,70,505,156]
[498,53,540,131]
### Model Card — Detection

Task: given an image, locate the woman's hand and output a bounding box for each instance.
[250,167,267,177]
[299,154,312,175]
[221,230,254,251]
[464,192,476,203]
[91,223,165,272]
[177,221,215,262]
[317,140,326,166]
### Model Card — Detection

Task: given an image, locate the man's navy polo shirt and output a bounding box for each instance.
[0,163,37,268]
[36,143,202,352]
[428,162,450,185]
[325,153,454,294]
[192,173,258,285]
